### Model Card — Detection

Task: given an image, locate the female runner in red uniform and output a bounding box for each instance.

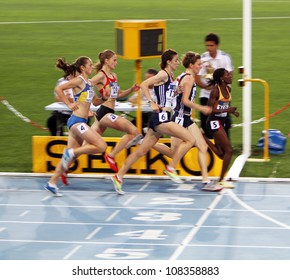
[90,49,142,172]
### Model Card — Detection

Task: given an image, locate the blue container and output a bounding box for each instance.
[257,129,287,154]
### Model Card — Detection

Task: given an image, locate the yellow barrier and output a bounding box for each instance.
[239,77,270,162]
[32,136,222,176]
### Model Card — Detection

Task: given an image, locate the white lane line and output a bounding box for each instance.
[2,187,290,195]
[138,182,150,192]
[254,1,290,2]
[170,184,198,191]
[169,192,224,260]
[63,245,82,260]
[270,161,280,178]
[1,238,290,250]
[19,210,30,217]
[0,19,189,25]
[41,196,52,201]
[123,195,136,206]
[1,220,290,229]
[189,244,290,249]
[226,189,290,229]
[1,202,290,212]
[85,227,102,240]
[105,210,120,222]
[211,16,290,21]
[0,227,6,232]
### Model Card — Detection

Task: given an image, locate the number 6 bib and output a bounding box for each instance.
[158,112,169,122]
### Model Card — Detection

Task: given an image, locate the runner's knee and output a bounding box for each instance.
[96,141,107,154]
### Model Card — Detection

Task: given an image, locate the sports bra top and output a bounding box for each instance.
[99,70,120,99]
[73,75,95,103]
[214,85,231,118]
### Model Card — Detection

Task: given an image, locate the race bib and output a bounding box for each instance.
[215,101,229,117]
[77,123,88,134]
[86,87,95,102]
[165,82,177,107]
[174,116,184,127]
[166,83,177,98]
[109,82,120,98]
[210,120,220,130]
[158,112,169,122]
[108,113,118,122]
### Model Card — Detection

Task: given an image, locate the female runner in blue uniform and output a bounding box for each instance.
[111,49,195,194]
[161,51,222,191]
[44,56,107,196]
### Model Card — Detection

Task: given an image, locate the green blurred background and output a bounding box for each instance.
[0,0,289,177]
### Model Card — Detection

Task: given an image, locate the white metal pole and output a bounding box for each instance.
[226,0,252,180]
[243,0,252,157]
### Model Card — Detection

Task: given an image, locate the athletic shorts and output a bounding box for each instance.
[148,111,171,132]
[171,112,194,129]
[67,115,88,129]
[95,105,115,121]
[206,116,226,136]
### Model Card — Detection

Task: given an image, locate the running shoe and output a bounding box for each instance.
[111,174,125,195]
[44,183,63,197]
[126,134,144,149]
[104,153,118,172]
[61,148,74,170]
[202,180,223,192]
[61,171,69,186]
[163,165,183,183]
[220,180,235,189]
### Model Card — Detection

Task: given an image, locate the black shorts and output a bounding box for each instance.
[171,112,194,128]
[148,111,171,132]
[95,105,115,121]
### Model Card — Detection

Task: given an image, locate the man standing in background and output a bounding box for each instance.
[128,68,158,135]
[196,33,234,139]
